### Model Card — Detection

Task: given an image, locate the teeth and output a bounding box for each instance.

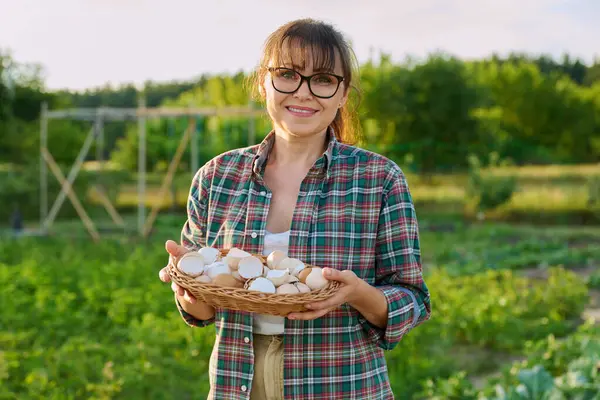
[288,107,314,114]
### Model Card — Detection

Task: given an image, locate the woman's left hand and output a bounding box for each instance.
[287,267,363,320]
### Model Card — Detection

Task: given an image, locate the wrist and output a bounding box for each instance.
[348,278,370,308]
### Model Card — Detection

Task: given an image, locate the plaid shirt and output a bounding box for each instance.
[176,129,431,399]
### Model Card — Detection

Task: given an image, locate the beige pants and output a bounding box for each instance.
[250,334,284,400]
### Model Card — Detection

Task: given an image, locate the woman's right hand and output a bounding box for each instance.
[159,240,198,304]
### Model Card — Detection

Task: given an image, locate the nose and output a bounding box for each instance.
[293,77,313,99]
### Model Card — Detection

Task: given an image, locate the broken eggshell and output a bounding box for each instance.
[266,269,289,287]
[276,283,300,294]
[246,277,276,294]
[205,261,231,280]
[277,257,305,275]
[267,250,287,269]
[224,247,252,270]
[194,275,213,284]
[213,274,244,288]
[238,256,265,280]
[177,253,205,277]
[198,246,220,264]
[304,267,328,290]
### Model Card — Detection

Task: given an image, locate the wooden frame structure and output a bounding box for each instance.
[39,99,264,241]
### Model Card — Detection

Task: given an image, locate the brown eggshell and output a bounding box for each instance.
[213,274,244,288]
[298,267,312,283]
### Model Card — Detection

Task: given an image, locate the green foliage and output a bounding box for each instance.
[587,270,600,289]
[418,322,600,400]
[466,152,518,215]
[0,220,594,399]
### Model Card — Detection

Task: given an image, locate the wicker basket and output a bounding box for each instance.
[167,248,341,316]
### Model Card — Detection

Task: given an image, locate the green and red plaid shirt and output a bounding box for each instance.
[176,129,431,399]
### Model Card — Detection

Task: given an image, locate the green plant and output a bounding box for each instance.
[466,152,518,217]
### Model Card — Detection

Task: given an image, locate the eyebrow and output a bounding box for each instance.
[283,63,335,74]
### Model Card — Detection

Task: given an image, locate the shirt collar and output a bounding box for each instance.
[252,126,337,178]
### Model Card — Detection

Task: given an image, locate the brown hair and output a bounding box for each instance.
[247,18,362,145]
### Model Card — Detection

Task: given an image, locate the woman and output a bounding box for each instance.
[159,18,431,400]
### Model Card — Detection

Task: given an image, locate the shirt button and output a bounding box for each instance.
[244,337,250,343]
[241,385,248,392]
[260,191,266,196]
[251,232,257,239]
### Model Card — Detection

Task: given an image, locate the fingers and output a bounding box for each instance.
[306,293,345,311]
[171,282,197,304]
[165,239,188,258]
[183,290,197,304]
[171,281,184,296]
[159,266,171,283]
[288,308,330,321]
[323,268,356,284]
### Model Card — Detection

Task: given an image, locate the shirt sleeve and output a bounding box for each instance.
[358,165,432,351]
[174,164,216,327]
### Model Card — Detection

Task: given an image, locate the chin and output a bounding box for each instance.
[281,124,326,138]
[279,118,330,138]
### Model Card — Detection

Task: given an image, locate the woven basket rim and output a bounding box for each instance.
[168,247,340,301]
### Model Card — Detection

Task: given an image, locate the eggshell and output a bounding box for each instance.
[267,250,287,269]
[198,247,220,264]
[305,267,328,290]
[213,274,244,288]
[276,283,300,294]
[238,256,264,280]
[177,253,205,277]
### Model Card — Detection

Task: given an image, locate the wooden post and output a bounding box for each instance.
[142,118,194,238]
[137,95,146,236]
[40,102,48,232]
[43,126,96,231]
[42,148,100,242]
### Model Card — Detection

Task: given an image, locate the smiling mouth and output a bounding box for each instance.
[286,106,318,116]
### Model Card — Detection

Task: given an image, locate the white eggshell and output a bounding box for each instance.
[198,247,220,264]
[231,270,244,282]
[247,277,276,294]
[225,247,252,269]
[266,269,289,287]
[205,261,231,280]
[276,283,300,294]
[305,267,328,290]
[177,253,205,277]
[294,282,311,293]
[195,275,213,283]
[277,257,305,274]
[267,250,287,269]
[238,256,264,280]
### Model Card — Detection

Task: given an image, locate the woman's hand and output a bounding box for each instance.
[159,240,197,304]
[287,267,363,321]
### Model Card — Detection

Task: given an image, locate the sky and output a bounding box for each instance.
[1,0,599,91]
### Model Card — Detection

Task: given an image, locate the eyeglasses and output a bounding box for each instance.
[267,67,344,99]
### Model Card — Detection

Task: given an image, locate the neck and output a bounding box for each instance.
[269,128,328,168]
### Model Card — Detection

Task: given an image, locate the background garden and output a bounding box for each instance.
[1,47,599,399]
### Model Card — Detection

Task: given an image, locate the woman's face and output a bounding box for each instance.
[262,48,348,140]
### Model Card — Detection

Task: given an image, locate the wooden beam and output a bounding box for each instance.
[91,185,125,227]
[41,148,100,242]
[142,118,194,238]
[43,126,96,232]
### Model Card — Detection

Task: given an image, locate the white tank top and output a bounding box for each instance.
[254,229,290,335]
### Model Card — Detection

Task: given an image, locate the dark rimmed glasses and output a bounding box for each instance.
[267,67,344,99]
